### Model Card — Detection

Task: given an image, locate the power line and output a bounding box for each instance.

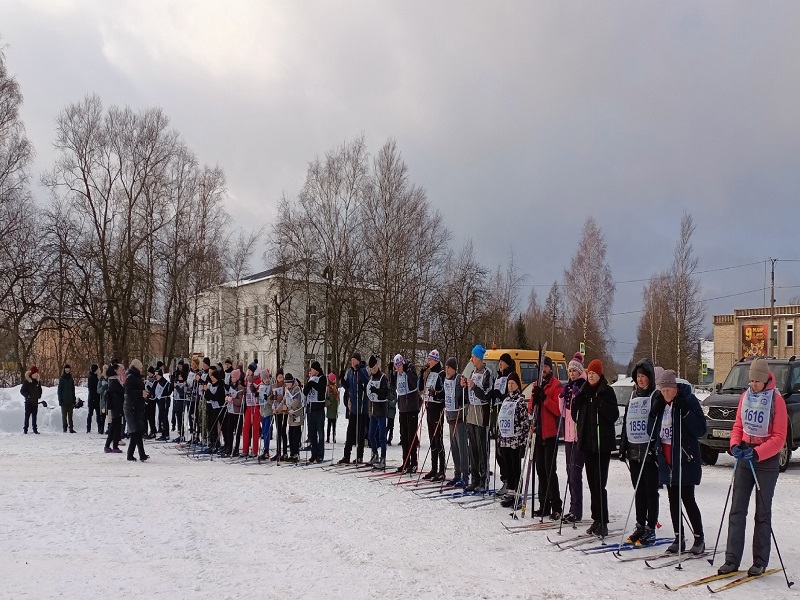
[611,287,767,318]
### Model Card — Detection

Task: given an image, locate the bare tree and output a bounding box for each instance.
[670,212,705,379]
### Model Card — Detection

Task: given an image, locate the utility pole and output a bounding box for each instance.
[768,257,777,357]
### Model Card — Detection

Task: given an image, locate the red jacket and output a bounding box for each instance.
[528,375,563,439]
[730,373,787,462]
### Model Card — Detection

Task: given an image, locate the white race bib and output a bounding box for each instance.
[444,379,456,411]
[258,384,271,406]
[307,376,320,403]
[742,388,773,437]
[626,393,652,444]
[468,371,485,406]
[211,401,220,409]
[498,399,517,438]
[660,403,673,445]
[425,372,440,400]
[396,372,409,397]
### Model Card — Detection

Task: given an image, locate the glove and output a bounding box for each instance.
[427,387,435,396]
[732,445,754,462]
[533,387,545,404]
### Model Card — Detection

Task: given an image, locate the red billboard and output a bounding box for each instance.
[742,324,767,357]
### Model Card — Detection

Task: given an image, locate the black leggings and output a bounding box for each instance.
[127,431,146,460]
[630,459,660,529]
[275,413,289,456]
[584,451,611,524]
[327,418,337,439]
[105,412,122,448]
[667,484,704,538]
[535,435,562,514]
[500,445,524,493]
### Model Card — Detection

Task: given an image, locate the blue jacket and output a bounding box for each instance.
[345,362,370,415]
[647,383,707,486]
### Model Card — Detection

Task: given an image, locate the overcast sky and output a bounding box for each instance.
[3,1,800,364]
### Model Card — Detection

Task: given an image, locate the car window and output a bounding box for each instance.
[792,366,800,390]
[520,362,538,386]
[556,363,567,382]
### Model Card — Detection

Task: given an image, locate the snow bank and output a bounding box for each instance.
[0,384,90,433]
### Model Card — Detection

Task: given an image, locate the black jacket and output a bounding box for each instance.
[368,371,390,417]
[303,375,328,411]
[620,358,656,463]
[20,373,43,404]
[571,376,619,454]
[88,372,100,403]
[107,377,125,415]
[58,370,76,407]
[123,366,146,433]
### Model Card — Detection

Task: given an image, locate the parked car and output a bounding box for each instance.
[612,376,693,447]
[699,356,800,472]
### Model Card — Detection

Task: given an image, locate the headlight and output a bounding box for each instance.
[702,405,709,416]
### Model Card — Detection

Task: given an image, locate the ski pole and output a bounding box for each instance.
[676,404,684,570]
[540,411,564,523]
[596,406,605,540]
[615,419,658,554]
[416,404,445,484]
[439,406,458,493]
[557,428,573,535]
[745,457,794,587]
[511,425,533,519]
[397,398,427,482]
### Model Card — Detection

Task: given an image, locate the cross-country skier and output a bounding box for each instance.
[392,353,421,474]
[465,345,492,492]
[366,355,390,470]
[498,371,528,509]
[559,353,585,523]
[530,356,564,520]
[442,357,468,487]
[419,350,446,481]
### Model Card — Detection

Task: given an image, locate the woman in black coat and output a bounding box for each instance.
[647,369,707,555]
[124,360,149,462]
[104,364,126,453]
[571,359,619,537]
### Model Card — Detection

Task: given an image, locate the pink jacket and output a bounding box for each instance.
[730,373,787,462]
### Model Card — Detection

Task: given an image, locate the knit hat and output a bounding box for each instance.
[203,357,211,366]
[749,358,770,384]
[30,366,38,375]
[155,369,163,377]
[231,369,241,381]
[260,369,271,381]
[352,352,362,362]
[130,359,143,373]
[64,364,71,370]
[507,371,521,389]
[224,358,232,366]
[543,356,553,369]
[284,372,295,383]
[471,344,486,361]
[310,360,322,375]
[328,372,337,383]
[568,352,584,373]
[147,366,155,374]
[586,359,603,376]
[445,357,458,371]
[499,353,513,368]
[393,353,404,367]
[248,362,258,374]
[656,369,677,390]
[427,349,440,363]
[368,355,378,369]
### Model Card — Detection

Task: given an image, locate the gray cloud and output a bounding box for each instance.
[3,1,800,362]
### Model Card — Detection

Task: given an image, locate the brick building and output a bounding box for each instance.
[712,304,800,385]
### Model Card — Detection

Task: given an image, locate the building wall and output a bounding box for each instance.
[712,305,800,386]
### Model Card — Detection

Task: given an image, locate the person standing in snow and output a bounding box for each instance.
[530,356,564,520]
[442,358,469,487]
[392,353,421,474]
[303,360,328,463]
[387,382,397,446]
[571,359,618,537]
[171,370,187,443]
[325,373,339,444]
[559,353,586,523]
[498,372,528,508]
[647,369,706,556]
[144,366,157,439]
[272,370,288,461]
[204,369,226,454]
[97,365,109,435]
[152,369,173,441]
[241,363,261,459]
[58,364,77,433]
[258,370,273,461]
[419,350,446,481]
[718,357,787,576]
[86,364,101,434]
[619,358,660,546]
[222,369,244,457]
[466,345,492,492]
[366,355,389,470]
[489,353,515,495]
[21,366,42,434]
[124,359,149,462]
[104,364,125,453]
[284,373,303,462]
[339,353,370,465]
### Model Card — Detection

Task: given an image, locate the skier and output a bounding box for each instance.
[648,369,706,555]
[204,369,225,454]
[57,364,77,433]
[258,369,273,461]
[104,364,125,453]
[241,363,261,459]
[171,370,187,443]
[123,359,149,462]
[325,372,339,444]
[20,365,42,434]
[387,383,397,446]
[571,359,619,537]
[222,369,244,457]
[718,358,787,576]
[490,353,515,495]
[304,361,328,463]
[152,369,173,441]
[530,356,564,520]
[465,345,492,492]
[87,364,101,434]
[498,371,528,508]
[559,353,585,523]
[366,355,390,469]
[392,353,421,474]
[284,373,303,462]
[97,365,108,435]
[419,350,446,481]
[272,370,288,461]
[619,358,660,546]
[339,353,370,465]
[223,359,234,386]
[442,357,468,487]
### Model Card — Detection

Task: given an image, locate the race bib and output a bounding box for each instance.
[626,393,652,444]
[742,388,773,437]
[396,372,409,396]
[211,401,220,409]
[258,385,271,406]
[444,379,456,411]
[498,399,517,438]
[425,372,440,399]
[494,376,508,397]
[660,403,673,445]
[468,371,485,405]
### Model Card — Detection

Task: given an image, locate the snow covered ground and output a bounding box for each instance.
[0,388,797,599]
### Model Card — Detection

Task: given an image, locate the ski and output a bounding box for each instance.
[458,498,497,509]
[505,520,590,534]
[583,537,671,555]
[645,551,713,569]
[546,526,608,545]
[664,570,742,591]
[706,568,780,593]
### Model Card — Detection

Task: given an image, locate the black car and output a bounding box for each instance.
[699,356,800,472]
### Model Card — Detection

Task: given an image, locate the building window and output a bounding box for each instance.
[307,305,317,333]
[788,323,794,347]
[263,305,270,334]
[773,324,778,351]
[253,306,259,332]
[253,351,258,363]
[244,307,250,335]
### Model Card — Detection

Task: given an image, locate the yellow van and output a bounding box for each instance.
[462,347,568,389]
